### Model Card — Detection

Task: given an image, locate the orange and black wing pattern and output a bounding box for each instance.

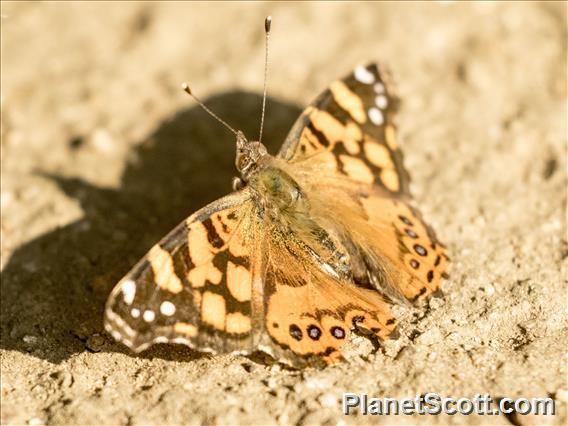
[104,192,261,354]
[278,63,449,305]
[279,63,410,197]
[258,226,397,368]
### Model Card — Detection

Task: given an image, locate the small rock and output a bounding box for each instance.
[417,328,442,346]
[276,411,289,425]
[91,129,115,153]
[263,377,278,390]
[429,296,445,309]
[341,334,374,360]
[382,337,404,358]
[86,334,105,352]
[318,392,337,408]
[23,335,39,345]
[50,370,74,388]
[394,345,415,361]
[304,377,331,391]
[71,323,90,341]
[28,418,45,426]
[31,384,46,397]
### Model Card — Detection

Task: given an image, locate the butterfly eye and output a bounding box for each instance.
[237,155,250,171]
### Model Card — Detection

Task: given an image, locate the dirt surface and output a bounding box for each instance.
[1,2,567,425]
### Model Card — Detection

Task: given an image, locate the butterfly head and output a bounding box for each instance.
[235,131,268,182]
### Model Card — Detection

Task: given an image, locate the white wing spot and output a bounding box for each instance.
[160,301,176,316]
[121,280,136,305]
[375,95,388,109]
[368,107,384,126]
[131,308,140,318]
[354,66,375,84]
[143,310,155,322]
[374,82,385,93]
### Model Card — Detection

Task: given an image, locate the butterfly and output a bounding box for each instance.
[104,17,449,368]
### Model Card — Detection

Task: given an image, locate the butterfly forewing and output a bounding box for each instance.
[279,63,410,197]
[104,192,261,354]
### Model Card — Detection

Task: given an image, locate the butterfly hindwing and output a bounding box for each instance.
[349,193,450,302]
[258,228,397,368]
[104,192,260,354]
[279,63,410,197]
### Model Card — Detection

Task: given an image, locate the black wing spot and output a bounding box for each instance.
[330,326,346,339]
[405,228,418,238]
[307,325,322,341]
[414,244,428,257]
[307,122,331,147]
[289,324,303,341]
[202,218,224,249]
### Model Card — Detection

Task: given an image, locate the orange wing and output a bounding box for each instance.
[257,227,397,368]
[278,63,450,304]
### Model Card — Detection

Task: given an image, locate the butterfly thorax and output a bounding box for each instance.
[250,166,309,217]
[249,164,354,281]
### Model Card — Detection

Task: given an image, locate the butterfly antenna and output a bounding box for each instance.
[258,15,271,143]
[181,83,239,136]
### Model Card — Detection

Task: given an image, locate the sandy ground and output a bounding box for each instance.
[1,1,567,425]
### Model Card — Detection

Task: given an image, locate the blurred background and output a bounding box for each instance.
[1,2,566,425]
